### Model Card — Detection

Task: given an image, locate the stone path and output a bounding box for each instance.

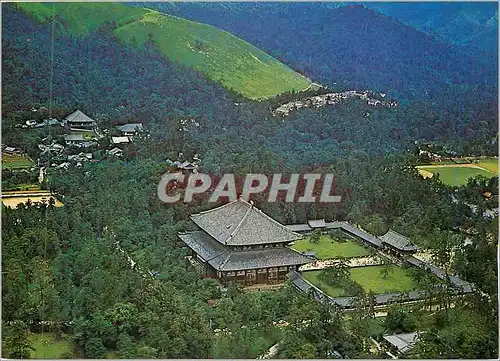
[299,255,383,271]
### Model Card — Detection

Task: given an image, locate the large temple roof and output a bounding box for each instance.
[65,110,96,123]
[179,230,312,271]
[190,198,302,246]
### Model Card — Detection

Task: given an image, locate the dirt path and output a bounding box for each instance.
[416,163,492,172]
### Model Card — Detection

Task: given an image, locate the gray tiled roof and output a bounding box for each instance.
[64,134,85,142]
[334,222,382,247]
[179,231,312,271]
[117,123,143,133]
[380,230,418,252]
[65,110,96,123]
[286,224,313,232]
[383,332,419,353]
[190,198,302,246]
[406,256,474,292]
[308,219,327,228]
[286,220,382,247]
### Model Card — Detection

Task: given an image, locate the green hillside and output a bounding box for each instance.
[16,2,311,99]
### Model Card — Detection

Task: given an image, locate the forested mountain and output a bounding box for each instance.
[15,2,310,99]
[2,3,497,162]
[366,2,498,52]
[2,2,498,359]
[141,2,497,102]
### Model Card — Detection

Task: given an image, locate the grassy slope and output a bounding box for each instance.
[291,235,372,259]
[16,2,311,99]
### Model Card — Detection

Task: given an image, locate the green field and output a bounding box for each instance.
[29,333,74,359]
[475,158,499,174]
[303,265,417,297]
[2,153,34,170]
[17,2,311,99]
[291,235,372,259]
[417,166,496,186]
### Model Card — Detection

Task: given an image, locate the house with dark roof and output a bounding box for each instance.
[64,134,86,144]
[179,198,313,286]
[117,123,143,136]
[379,229,418,255]
[63,110,97,131]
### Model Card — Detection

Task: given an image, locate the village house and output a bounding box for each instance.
[179,198,313,286]
[272,90,397,117]
[64,134,86,145]
[38,143,64,154]
[117,123,144,136]
[63,110,97,132]
[111,136,130,145]
[35,118,61,128]
[66,153,93,165]
[2,145,22,155]
[107,147,124,157]
[382,332,419,358]
[165,158,199,171]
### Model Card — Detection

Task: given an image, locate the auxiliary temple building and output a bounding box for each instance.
[179,198,313,286]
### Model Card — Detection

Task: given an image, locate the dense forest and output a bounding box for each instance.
[141,3,498,102]
[142,2,499,53]
[2,3,498,359]
[2,5,498,161]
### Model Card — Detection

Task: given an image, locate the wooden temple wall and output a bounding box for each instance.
[219,265,298,286]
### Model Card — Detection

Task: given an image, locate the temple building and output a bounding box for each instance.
[63,110,97,132]
[179,198,313,286]
[379,229,418,255]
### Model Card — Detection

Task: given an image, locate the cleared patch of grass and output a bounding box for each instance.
[417,165,496,186]
[302,270,345,297]
[2,153,34,169]
[303,265,417,297]
[350,265,416,294]
[17,2,311,99]
[29,333,74,359]
[291,235,372,259]
[476,158,498,174]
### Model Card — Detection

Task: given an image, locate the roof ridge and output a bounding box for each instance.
[377,228,414,245]
[225,202,254,245]
[383,229,411,241]
[192,198,244,216]
[217,251,233,269]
